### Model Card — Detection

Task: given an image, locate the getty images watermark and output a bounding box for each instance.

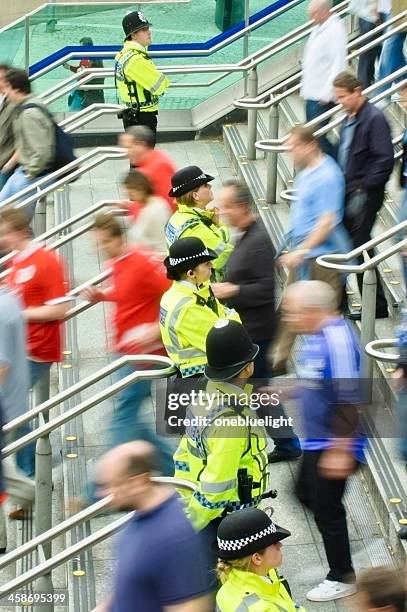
[166,389,294,430]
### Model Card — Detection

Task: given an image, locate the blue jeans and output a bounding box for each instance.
[15,360,53,479]
[377,31,406,96]
[87,362,175,504]
[358,18,382,88]
[0,167,49,222]
[0,171,11,191]
[305,99,336,158]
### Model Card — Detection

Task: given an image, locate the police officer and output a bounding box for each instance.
[215,508,306,612]
[160,237,240,379]
[115,11,170,141]
[165,166,234,280]
[173,319,270,589]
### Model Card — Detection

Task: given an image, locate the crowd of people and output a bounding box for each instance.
[0,0,405,610]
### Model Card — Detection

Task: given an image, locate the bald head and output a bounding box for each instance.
[96,441,161,511]
[98,440,159,480]
[308,0,332,22]
[286,280,337,311]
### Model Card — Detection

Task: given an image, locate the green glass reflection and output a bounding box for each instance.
[0,0,307,112]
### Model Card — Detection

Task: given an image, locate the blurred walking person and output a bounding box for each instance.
[119,126,176,211]
[334,71,394,319]
[283,281,364,602]
[349,0,382,88]
[0,64,15,191]
[300,0,348,154]
[82,213,174,477]
[92,441,211,612]
[0,69,56,221]
[213,181,301,462]
[121,170,169,254]
[272,126,350,374]
[355,567,406,611]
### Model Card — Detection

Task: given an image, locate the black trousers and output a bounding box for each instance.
[344,185,388,316]
[295,450,355,583]
[121,110,158,146]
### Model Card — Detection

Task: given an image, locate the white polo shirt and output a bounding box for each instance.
[300,14,348,103]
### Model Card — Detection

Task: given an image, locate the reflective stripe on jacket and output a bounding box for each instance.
[174,381,269,531]
[160,281,240,377]
[165,204,234,280]
[216,568,306,612]
[115,41,170,111]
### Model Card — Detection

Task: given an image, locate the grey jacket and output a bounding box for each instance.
[0,97,15,169]
[13,95,55,178]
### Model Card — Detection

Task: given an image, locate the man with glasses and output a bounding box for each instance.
[115,11,170,144]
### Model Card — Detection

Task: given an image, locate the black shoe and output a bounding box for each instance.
[268,448,302,464]
[398,526,407,539]
[347,309,388,321]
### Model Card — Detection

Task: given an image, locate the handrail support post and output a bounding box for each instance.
[34,197,47,237]
[247,68,258,160]
[360,256,377,403]
[34,368,54,611]
[266,104,279,204]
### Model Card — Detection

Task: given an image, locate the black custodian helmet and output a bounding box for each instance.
[122,11,151,40]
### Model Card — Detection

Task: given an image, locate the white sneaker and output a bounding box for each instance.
[306,580,357,602]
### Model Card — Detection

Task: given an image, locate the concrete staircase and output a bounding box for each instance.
[223,91,407,565]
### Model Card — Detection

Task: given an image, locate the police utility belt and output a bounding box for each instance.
[116,59,157,120]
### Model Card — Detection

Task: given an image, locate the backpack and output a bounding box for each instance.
[20,102,76,174]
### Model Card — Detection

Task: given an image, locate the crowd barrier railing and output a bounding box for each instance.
[316,220,407,394]
[1,356,176,603]
[0,477,194,603]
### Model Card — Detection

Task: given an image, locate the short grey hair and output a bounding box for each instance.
[222,180,252,209]
[125,125,155,148]
[286,280,337,310]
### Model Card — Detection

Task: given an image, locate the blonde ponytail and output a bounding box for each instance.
[216,556,252,584]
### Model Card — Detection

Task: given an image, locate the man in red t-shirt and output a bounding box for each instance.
[0,208,68,479]
[81,213,174,481]
[119,125,177,212]
[0,209,68,387]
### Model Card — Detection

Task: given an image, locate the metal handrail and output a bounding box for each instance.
[235,11,407,110]
[255,65,407,153]
[29,0,313,82]
[316,219,407,274]
[36,1,350,106]
[365,339,399,362]
[3,355,175,437]
[59,102,124,131]
[0,477,196,571]
[0,147,126,213]
[0,478,196,597]
[0,199,121,268]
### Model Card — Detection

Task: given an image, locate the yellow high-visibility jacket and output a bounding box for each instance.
[217,568,306,612]
[160,281,240,378]
[165,204,234,280]
[115,41,170,111]
[174,380,269,531]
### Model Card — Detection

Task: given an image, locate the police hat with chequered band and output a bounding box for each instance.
[168,165,214,198]
[164,237,217,275]
[214,508,291,560]
[122,11,152,39]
